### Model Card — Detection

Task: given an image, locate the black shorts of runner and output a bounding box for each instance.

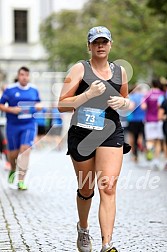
[37,126,46,136]
[67,122,125,162]
[163,121,167,144]
[128,121,145,137]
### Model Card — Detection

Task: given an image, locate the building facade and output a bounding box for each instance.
[0,0,58,102]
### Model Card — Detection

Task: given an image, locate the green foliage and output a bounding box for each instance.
[40,10,88,71]
[147,0,167,22]
[40,0,167,82]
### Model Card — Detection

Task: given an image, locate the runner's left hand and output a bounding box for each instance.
[107,96,125,110]
[35,102,43,111]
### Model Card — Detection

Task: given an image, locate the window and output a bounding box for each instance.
[14,10,28,43]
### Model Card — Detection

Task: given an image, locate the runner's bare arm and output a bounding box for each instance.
[0,104,21,114]
[58,63,106,112]
[158,107,166,120]
[119,66,130,109]
[58,63,84,112]
[107,67,130,110]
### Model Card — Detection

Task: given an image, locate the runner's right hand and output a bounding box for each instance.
[86,80,106,99]
[10,106,22,114]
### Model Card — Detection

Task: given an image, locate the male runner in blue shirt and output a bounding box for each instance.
[0,66,42,190]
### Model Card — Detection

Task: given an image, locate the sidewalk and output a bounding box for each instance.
[0,149,167,251]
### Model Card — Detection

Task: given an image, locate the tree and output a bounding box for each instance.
[40,10,89,71]
[147,0,167,22]
[146,0,167,78]
[40,0,167,82]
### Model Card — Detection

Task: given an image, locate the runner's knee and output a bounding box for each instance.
[77,189,94,200]
[100,180,117,196]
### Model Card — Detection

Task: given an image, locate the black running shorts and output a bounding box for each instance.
[67,121,124,162]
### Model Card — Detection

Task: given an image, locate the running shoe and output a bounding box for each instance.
[8,171,16,184]
[18,181,28,190]
[100,243,118,252]
[77,222,92,252]
[110,247,118,252]
[146,149,154,161]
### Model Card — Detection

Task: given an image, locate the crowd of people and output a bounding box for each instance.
[124,78,167,170]
[34,105,64,150]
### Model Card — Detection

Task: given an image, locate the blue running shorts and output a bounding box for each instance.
[6,122,37,150]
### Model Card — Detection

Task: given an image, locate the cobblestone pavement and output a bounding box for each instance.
[0,148,167,252]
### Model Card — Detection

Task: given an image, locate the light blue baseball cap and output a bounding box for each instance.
[87,26,112,43]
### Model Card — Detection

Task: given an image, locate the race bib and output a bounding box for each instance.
[77,107,105,130]
[18,107,33,119]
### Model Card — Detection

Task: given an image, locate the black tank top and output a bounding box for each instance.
[71,60,122,127]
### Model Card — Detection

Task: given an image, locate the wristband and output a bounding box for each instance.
[122,98,126,108]
[84,92,89,100]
